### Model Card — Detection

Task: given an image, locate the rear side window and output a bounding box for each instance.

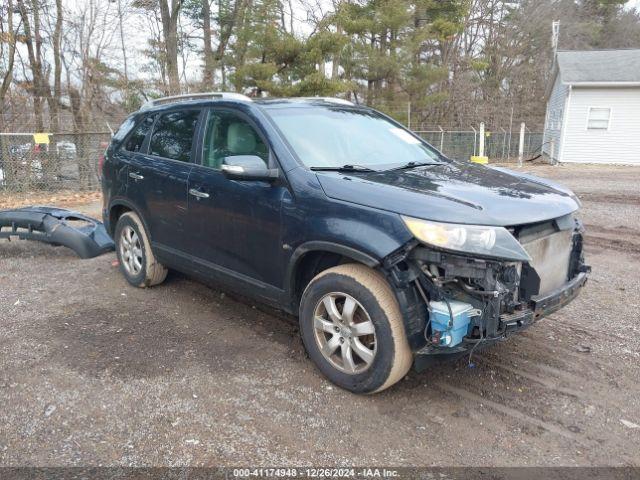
[124,116,154,152]
[113,117,136,143]
[149,110,200,162]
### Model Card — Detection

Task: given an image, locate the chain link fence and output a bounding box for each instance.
[0,132,110,193]
[415,129,543,162]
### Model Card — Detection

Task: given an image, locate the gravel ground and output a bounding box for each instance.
[0,164,639,467]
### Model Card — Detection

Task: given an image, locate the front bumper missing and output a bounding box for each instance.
[501,271,588,331]
[413,271,588,370]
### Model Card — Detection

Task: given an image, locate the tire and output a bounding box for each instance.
[299,263,413,394]
[114,211,167,288]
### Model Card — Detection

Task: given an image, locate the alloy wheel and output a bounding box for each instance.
[313,292,377,374]
[119,225,143,276]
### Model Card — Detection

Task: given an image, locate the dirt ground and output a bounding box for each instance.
[1,163,639,467]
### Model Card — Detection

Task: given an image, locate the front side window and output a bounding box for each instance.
[266,106,441,169]
[124,116,154,153]
[587,107,611,130]
[149,110,200,162]
[202,110,268,169]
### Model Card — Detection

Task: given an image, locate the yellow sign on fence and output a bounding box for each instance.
[33,133,50,144]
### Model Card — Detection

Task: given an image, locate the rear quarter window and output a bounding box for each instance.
[149,110,200,162]
[124,116,154,153]
[112,117,136,143]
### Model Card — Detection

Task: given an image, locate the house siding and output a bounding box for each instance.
[542,74,569,160]
[562,87,640,164]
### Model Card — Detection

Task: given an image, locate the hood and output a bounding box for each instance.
[315,162,580,226]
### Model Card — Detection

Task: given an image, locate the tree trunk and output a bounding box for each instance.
[159,0,181,95]
[0,0,16,104]
[331,23,342,80]
[46,0,63,182]
[202,0,214,86]
[118,0,129,83]
[215,0,248,89]
[17,0,46,131]
[0,0,17,189]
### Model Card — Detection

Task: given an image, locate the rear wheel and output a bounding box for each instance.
[299,263,412,394]
[114,211,167,288]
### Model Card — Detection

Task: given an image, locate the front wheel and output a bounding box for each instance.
[299,263,412,394]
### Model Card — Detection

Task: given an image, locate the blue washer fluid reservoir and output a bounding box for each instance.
[429,300,482,348]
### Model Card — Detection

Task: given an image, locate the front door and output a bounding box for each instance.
[186,108,287,298]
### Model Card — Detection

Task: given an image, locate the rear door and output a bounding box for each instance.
[107,115,153,209]
[127,108,202,250]
[185,107,288,297]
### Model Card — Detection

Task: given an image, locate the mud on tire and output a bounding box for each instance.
[114,211,167,288]
[299,263,412,394]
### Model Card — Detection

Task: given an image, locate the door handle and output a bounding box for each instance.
[129,172,144,180]
[189,188,210,199]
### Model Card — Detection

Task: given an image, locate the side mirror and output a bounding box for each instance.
[221,155,279,182]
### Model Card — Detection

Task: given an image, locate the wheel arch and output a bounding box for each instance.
[286,241,380,312]
[108,199,149,239]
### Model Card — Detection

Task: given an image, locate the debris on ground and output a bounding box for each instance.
[620,419,640,429]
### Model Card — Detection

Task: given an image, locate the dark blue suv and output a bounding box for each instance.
[102,93,589,393]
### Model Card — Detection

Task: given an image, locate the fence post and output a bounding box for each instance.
[438,126,444,152]
[500,127,507,160]
[407,102,411,129]
[518,122,525,167]
[470,126,477,158]
[479,122,485,158]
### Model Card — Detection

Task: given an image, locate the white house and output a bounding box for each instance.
[543,49,640,164]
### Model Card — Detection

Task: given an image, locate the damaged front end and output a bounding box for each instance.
[382,214,590,371]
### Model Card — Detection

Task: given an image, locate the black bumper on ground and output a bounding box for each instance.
[0,206,114,259]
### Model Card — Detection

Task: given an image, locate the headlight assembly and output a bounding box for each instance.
[401,216,531,262]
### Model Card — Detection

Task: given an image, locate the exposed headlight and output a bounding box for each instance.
[401,216,531,262]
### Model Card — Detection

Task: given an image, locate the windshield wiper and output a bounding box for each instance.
[384,161,442,172]
[310,164,377,172]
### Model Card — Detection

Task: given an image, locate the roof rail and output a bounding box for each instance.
[140,92,252,111]
[295,97,355,106]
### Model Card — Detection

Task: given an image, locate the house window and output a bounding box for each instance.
[587,107,611,130]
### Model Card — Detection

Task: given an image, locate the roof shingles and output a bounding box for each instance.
[557,49,640,83]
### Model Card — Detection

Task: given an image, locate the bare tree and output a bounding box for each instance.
[202,0,214,85]
[159,0,182,94]
[16,0,50,131]
[0,0,18,114]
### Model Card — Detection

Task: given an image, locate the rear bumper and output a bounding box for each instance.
[414,271,588,371]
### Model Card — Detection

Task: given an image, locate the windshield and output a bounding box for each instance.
[267,107,442,169]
